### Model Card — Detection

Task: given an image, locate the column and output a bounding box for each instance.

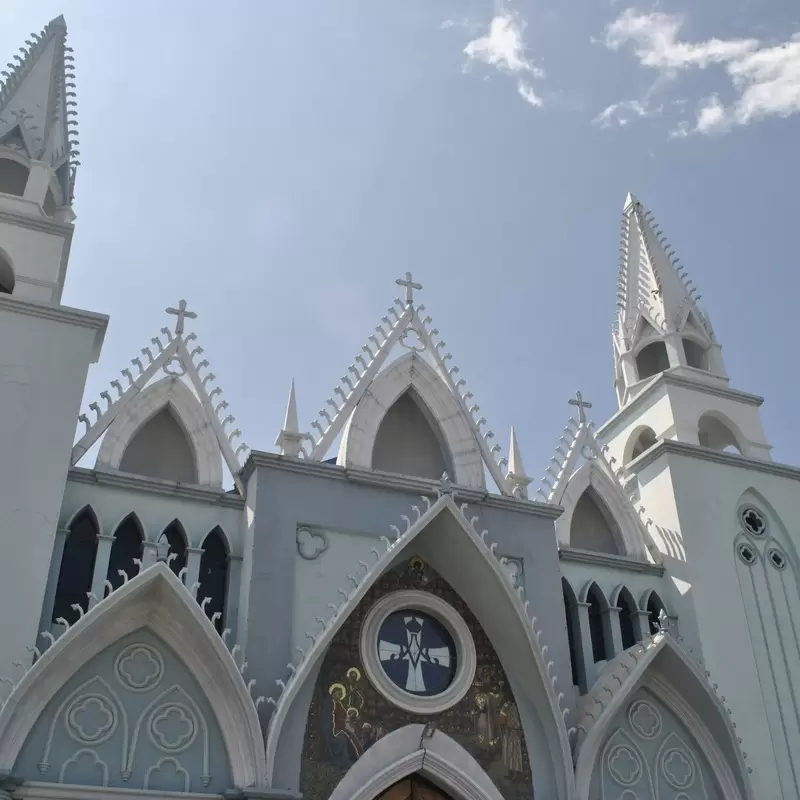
[225,556,243,645]
[186,547,204,598]
[664,332,686,369]
[36,529,67,645]
[632,609,651,643]
[141,541,158,569]
[89,535,116,608]
[22,161,52,205]
[576,600,596,692]
[603,605,624,658]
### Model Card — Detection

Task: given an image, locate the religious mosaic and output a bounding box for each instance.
[300,556,533,800]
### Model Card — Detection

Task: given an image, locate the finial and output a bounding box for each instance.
[165,299,197,336]
[437,472,453,496]
[568,390,592,424]
[507,425,533,500]
[395,271,422,305]
[275,379,305,457]
[156,535,170,563]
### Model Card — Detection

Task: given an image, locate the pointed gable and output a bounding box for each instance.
[71,301,249,492]
[279,274,514,493]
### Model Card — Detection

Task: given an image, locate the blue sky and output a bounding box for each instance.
[3,0,799,478]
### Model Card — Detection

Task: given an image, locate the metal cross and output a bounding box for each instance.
[395,272,422,305]
[568,390,592,423]
[166,299,197,336]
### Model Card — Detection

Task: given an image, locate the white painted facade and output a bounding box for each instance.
[0,15,795,800]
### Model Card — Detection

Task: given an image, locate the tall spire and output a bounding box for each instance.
[506,426,532,500]
[613,193,726,406]
[0,15,78,202]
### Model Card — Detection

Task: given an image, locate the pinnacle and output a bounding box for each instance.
[49,14,68,29]
[623,191,639,211]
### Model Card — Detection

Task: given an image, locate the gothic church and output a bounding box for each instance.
[0,15,797,800]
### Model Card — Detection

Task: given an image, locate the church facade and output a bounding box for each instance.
[0,16,797,800]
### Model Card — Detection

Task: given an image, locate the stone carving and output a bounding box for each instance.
[739,505,766,536]
[115,644,164,692]
[500,557,523,589]
[662,747,694,789]
[58,749,109,786]
[608,744,643,786]
[297,527,329,561]
[628,699,661,740]
[143,756,190,792]
[65,694,117,745]
[148,703,198,752]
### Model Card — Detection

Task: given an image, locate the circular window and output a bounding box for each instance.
[360,590,476,714]
[737,543,756,565]
[740,506,766,536]
[768,548,787,570]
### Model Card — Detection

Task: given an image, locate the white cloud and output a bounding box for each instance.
[462,12,545,107]
[601,9,800,134]
[594,98,662,127]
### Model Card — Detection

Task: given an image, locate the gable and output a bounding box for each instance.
[590,687,723,800]
[119,406,198,483]
[570,488,621,555]
[14,629,232,793]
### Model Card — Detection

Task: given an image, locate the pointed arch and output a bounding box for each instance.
[96,377,223,487]
[267,496,573,799]
[105,513,144,594]
[573,634,753,800]
[580,581,611,664]
[198,527,229,633]
[611,585,638,649]
[0,563,266,787]
[562,578,580,688]
[326,724,506,800]
[52,506,99,626]
[624,425,658,464]
[639,589,667,635]
[160,519,188,579]
[698,411,743,455]
[556,462,652,560]
[338,353,486,489]
[635,340,670,380]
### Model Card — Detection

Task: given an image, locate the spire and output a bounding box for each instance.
[506,426,532,499]
[0,15,78,201]
[613,193,726,406]
[275,379,305,458]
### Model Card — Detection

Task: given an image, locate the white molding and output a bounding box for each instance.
[572,634,753,800]
[326,724,506,800]
[0,564,265,788]
[96,377,223,488]
[15,781,218,800]
[338,352,486,489]
[359,590,476,715]
[559,547,665,577]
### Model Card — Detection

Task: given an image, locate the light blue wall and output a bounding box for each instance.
[15,629,232,793]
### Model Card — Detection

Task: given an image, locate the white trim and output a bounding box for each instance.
[326,724,506,800]
[0,563,265,788]
[338,353,486,489]
[96,377,223,488]
[266,496,574,799]
[573,634,753,800]
[556,461,650,561]
[15,781,218,800]
[359,590,476,715]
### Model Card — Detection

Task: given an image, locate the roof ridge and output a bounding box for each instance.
[71,302,250,493]
[294,277,512,494]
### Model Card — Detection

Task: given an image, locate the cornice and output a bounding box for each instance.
[0,206,73,236]
[599,371,764,438]
[559,546,665,576]
[630,439,800,482]
[17,784,219,800]
[67,466,245,508]
[243,450,564,519]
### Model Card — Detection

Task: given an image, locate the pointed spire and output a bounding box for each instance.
[0,15,77,200]
[506,426,532,500]
[276,379,305,458]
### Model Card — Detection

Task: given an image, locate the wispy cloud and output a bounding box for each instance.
[462,12,545,109]
[600,8,800,135]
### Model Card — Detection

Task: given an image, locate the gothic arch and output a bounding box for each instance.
[624,425,658,464]
[610,585,638,648]
[52,506,100,625]
[266,496,573,799]
[573,634,752,800]
[0,563,265,787]
[159,519,188,578]
[337,353,485,489]
[327,724,506,800]
[96,377,223,487]
[557,462,652,560]
[697,409,745,455]
[106,513,145,594]
[579,581,612,664]
[639,589,668,635]
[198,527,229,633]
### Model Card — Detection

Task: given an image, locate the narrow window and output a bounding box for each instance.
[198,527,228,633]
[160,521,187,578]
[617,588,637,649]
[106,514,144,594]
[587,585,609,663]
[52,509,98,624]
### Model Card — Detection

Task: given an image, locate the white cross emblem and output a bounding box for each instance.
[378,615,452,693]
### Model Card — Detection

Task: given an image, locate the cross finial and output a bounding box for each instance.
[165,299,197,336]
[568,390,593,424]
[395,272,422,305]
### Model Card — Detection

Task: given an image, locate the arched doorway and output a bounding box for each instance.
[375,776,453,800]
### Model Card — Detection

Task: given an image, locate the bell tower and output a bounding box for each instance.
[0,16,107,683]
[602,193,770,464]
